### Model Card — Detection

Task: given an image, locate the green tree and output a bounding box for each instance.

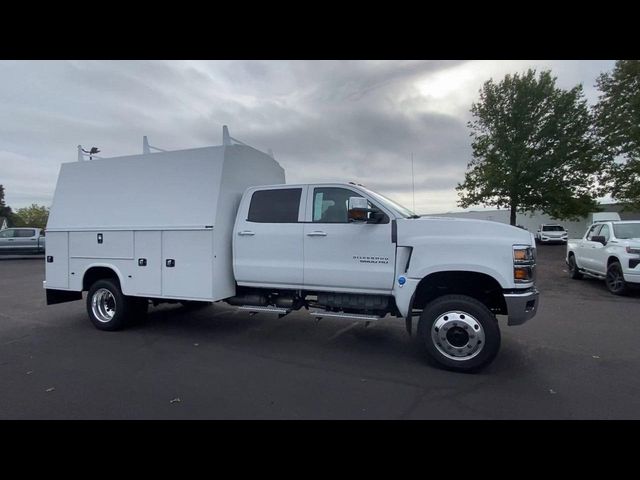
[594,60,640,210]
[0,184,16,226]
[457,69,604,225]
[13,204,50,229]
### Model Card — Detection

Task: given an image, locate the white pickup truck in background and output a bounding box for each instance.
[0,227,46,255]
[566,219,640,295]
[43,127,539,372]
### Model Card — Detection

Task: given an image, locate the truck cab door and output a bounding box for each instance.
[233,186,306,288]
[0,228,17,253]
[580,224,602,271]
[303,186,396,293]
[590,223,611,275]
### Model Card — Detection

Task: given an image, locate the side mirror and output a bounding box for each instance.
[591,235,607,245]
[348,196,369,223]
[347,196,388,224]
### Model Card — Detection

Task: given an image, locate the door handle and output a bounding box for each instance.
[238,230,255,236]
[307,231,327,237]
[7,239,14,241]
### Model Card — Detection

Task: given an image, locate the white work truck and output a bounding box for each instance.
[44,128,539,371]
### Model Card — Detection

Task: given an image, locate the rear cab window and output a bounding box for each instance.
[17,229,36,237]
[247,188,302,223]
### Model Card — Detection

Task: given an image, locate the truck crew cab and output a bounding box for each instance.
[44,127,539,372]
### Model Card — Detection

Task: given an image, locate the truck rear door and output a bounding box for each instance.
[15,228,38,253]
[233,186,306,288]
[302,186,396,293]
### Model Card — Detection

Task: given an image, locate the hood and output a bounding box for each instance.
[397,216,534,245]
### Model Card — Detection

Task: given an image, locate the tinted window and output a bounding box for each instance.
[599,224,610,242]
[16,229,35,238]
[247,188,301,223]
[0,229,15,238]
[542,225,564,231]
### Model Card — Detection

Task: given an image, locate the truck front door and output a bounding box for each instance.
[0,228,17,253]
[233,186,306,288]
[303,186,396,293]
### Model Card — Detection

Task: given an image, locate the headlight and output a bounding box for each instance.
[513,245,536,283]
[513,245,535,263]
[627,246,640,255]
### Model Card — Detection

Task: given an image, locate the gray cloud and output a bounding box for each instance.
[0,60,614,214]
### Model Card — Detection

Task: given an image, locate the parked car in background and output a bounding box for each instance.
[536,224,568,244]
[0,228,46,255]
[566,220,640,295]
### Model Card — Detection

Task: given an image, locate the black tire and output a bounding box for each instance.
[606,261,629,296]
[416,294,501,373]
[568,254,583,279]
[86,279,133,331]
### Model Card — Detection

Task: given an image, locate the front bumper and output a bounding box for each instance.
[539,237,567,243]
[504,288,539,326]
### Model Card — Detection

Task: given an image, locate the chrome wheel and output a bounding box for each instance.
[91,288,117,323]
[431,310,485,361]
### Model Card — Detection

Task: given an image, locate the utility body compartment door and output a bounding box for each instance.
[133,231,162,296]
[45,232,69,289]
[162,230,214,299]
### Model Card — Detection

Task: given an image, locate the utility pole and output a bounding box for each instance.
[411,152,415,212]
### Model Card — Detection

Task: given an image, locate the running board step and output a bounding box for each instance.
[309,311,382,322]
[238,305,290,316]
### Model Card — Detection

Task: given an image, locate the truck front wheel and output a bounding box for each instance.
[86,279,133,331]
[417,295,501,372]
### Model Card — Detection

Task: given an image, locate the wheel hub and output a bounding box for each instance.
[92,288,116,323]
[431,311,485,361]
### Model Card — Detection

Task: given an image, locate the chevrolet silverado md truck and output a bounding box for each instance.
[44,128,539,371]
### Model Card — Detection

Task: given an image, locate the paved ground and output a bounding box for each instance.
[1,247,639,419]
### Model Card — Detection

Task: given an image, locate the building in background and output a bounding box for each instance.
[427,203,640,238]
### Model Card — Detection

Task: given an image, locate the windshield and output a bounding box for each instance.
[613,223,640,239]
[361,187,417,218]
[543,225,565,231]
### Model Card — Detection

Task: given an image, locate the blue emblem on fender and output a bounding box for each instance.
[398,276,406,286]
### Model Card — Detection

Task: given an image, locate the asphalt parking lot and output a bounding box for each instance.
[1,246,639,419]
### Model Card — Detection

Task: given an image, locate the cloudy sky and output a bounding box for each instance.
[0,60,615,214]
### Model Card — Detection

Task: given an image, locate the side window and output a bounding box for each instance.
[0,229,15,238]
[247,188,302,223]
[313,187,374,223]
[17,229,35,238]
[599,224,610,242]
[587,224,602,240]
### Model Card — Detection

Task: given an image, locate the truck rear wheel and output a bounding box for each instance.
[86,279,133,331]
[417,294,501,372]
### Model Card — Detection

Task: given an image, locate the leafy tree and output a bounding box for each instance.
[594,60,640,210]
[457,69,604,225]
[13,204,50,229]
[0,184,16,226]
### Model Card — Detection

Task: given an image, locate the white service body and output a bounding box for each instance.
[45,144,284,301]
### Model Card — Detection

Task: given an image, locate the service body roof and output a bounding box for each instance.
[47,144,285,231]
